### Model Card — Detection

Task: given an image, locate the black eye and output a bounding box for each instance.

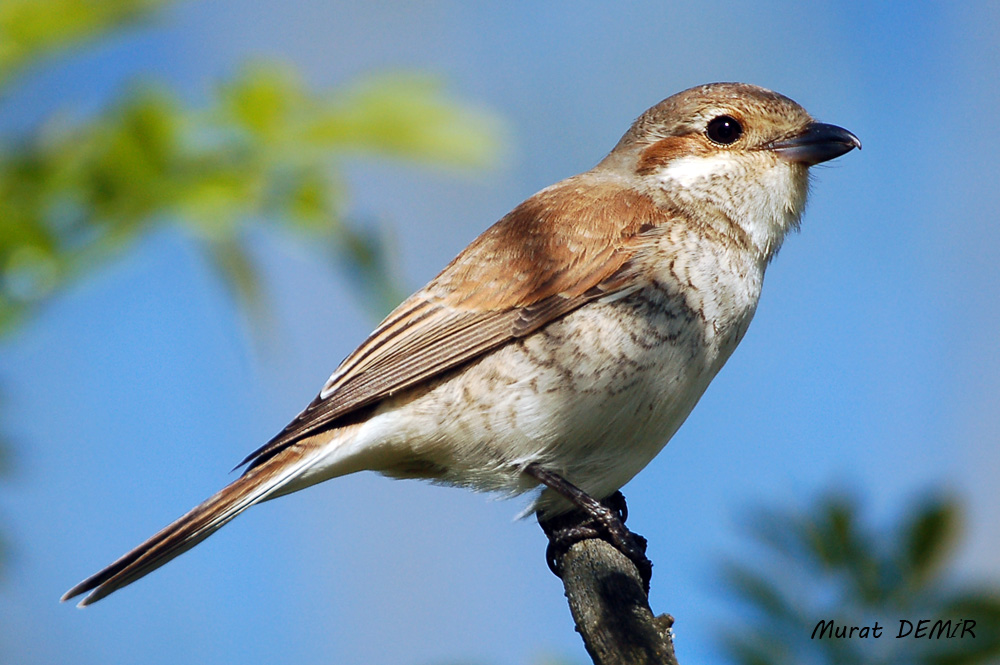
[706,115,743,145]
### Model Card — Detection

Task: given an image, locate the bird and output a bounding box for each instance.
[63,82,860,607]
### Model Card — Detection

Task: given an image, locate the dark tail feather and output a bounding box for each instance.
[62,448,318,607]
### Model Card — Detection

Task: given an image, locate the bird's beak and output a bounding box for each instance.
[770,122,861,166]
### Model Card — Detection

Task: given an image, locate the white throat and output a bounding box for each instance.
[656,153,807,261]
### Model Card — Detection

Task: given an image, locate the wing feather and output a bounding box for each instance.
[240,174,669,469]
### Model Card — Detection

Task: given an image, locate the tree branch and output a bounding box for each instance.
[542,519,679,664]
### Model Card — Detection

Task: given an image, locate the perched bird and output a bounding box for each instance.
[63,82,859,606]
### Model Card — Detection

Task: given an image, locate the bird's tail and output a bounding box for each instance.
[61,444,322,607]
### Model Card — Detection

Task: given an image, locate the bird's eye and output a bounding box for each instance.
[706,115,743,145]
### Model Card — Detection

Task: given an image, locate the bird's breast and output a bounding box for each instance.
[356,236,764,502]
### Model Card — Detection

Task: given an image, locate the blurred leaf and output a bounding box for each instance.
[0,0,168,87]
[931,594,1000,665]
[330,219,405,318]
[722,561,800,623]
[220,61,306,140]
[0,63,503,334]
[308,72,504,168]
[901,497,960,586]
[721,630,791,665]
[202,237,264,316]
[719,490,1000,665]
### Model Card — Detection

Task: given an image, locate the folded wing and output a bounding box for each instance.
[240,175,669,469]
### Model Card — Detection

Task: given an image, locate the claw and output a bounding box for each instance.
[532,481,653,592]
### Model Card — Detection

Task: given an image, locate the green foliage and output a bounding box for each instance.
[0,0,504,336]
[0,0,168,85]
[720,492,1000,665]
[0,62,502,334]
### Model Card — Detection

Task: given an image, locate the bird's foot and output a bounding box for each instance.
[525,463,653,592]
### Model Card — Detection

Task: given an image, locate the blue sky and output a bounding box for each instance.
[2,2,999,664]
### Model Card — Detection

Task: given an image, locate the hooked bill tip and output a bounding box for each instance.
[771,122,861,165]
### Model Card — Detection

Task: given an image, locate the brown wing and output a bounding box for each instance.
[240,174,669,469]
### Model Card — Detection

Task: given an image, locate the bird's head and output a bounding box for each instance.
[599,82,860,260]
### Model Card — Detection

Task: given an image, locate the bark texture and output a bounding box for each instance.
[541,516,679,664]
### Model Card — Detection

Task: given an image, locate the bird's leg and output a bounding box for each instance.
[525,463,652,591]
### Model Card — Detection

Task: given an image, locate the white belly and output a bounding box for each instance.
[338,281,753,510]
[288,229,765,514]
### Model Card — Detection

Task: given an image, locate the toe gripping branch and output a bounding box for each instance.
[526,464,653,592]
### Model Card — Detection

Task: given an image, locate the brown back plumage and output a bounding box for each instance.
[239,175,672,469]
